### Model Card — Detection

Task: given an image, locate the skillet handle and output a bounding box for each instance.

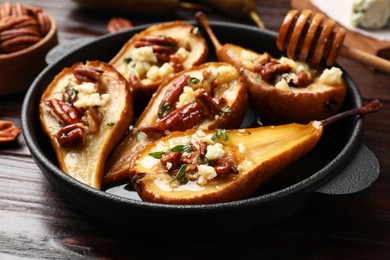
[312,145,380,200]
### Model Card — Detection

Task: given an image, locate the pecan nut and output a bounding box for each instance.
[142,92,221,134]
[46,99,80,125]
[0,119,21,143]
[73,66,103,83]
[134,35,178,63]
[158,75,190,118]
[56,123,85,147]
[107,17,133,33]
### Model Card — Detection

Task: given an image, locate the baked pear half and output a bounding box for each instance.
[132,122,322,204]
[110,21,208,102]
[131,99,382,204]
[39,60,133,189]
[103,62,248,186]
[196,12,346,124]
[240,56,347,124]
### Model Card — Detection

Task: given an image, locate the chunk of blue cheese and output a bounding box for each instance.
[352,0,390,29]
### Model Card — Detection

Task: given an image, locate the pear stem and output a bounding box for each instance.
[195,11,223,51]
[249,11,265,29]
[321,99,382,127]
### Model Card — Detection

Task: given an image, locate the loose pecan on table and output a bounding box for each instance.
[0,119,21,143]
[107,17,133,33]
[0,1,51,54]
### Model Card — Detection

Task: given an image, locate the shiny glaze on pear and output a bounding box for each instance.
[110,21,208,102]
[196,11,347,124]
[132,122,322,204]
[39,61,133,189]
[103,62,248,186]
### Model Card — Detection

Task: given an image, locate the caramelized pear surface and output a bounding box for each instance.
[132,123,322,204]
[241,68,347,124]
[131,100,381,205]
[196,11,347,124]
[103,62,248,186]
[110,21,208,102]
[39,61,133,189]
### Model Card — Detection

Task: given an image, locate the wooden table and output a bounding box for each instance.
[1,0,389,258]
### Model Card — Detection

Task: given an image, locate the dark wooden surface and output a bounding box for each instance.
[1,0,389,258]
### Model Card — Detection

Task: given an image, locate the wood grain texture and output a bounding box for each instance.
[1,0,389,258]
[291,0,390,60]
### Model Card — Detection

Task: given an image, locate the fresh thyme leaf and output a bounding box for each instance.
[63,84,78,105]
[106,121,116,127]
[188,77,200,87]
[158,102,171,117]
[170,164,187,185]
[123,57,133,64]
[220,105,231,114]
[149,151,165,159]
[170,144,192,153]
[211,129,229,141]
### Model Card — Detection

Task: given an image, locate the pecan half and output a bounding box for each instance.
[134,35,178,63]
[73,66,103,83]
[212,156,238,175]
[158,74,190,118]
[142,92,221,134]
[46,99,80,125]
[107,17,133,33]
[257,61,292,83]
[0,120,21,143]
[56,123,85,147]
[0,34,41,53]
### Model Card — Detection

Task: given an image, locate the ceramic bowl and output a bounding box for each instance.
[0,13,58,96]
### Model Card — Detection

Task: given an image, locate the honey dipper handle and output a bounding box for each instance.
[339,45,390,74]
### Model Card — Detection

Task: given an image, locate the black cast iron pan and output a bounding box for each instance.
[21,21,380,234]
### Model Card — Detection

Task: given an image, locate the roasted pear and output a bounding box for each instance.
[240,66,347,124]
[110,21,208,102]
[39,61,133,189]
[196,11,257,70]
[196,12,347,124]
[132,100,381,204]
[103,62,248,186]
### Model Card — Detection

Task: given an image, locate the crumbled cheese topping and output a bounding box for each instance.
[146,63,174,81]
[214,65,239,84]
[176,47,190,60]
[238,143,246,153]
[123,45,190,82]
[177,86,203,108]
[197,165,217,185]
[132,46,157,63]
[72,82,110,108]
[275,78,290,92]
[278,56,309,73]
[318,67,343,86]
[205,143,225,161]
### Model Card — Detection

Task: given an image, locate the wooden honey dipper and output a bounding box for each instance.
[277,9,390,74]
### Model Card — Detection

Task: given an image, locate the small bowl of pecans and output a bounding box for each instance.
[0,1,58,96]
